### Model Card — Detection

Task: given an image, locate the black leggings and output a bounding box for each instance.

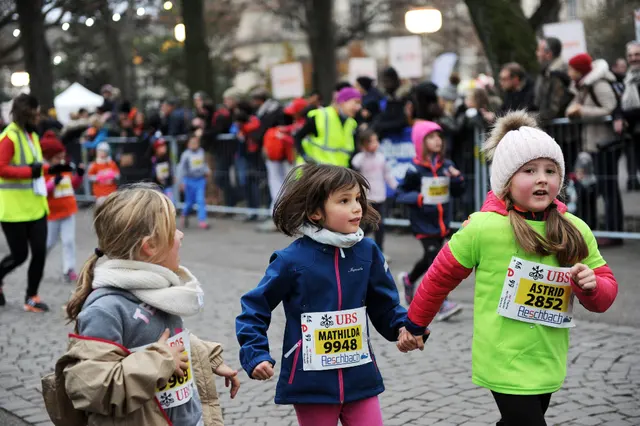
[408,237,444,284]
[0,216,48,299]
[492,391,552,426]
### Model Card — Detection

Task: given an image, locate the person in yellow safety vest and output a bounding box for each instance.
[0,94,50,312]
[293,87,362,167]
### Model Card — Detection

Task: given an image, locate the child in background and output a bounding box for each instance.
[396,121,465,321]
[178,132,210,229]
[151,138,174,202]
[41,132,84,283]
[43,184,240,426]
[400,111,618,425]
[572,152,598,229]
[87,142,119,205]
[351,129,397,253]
[236,164,425,426]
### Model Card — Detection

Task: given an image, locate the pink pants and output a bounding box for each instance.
[294,396,384,426]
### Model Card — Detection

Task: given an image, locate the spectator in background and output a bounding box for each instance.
[437,73,461,117]
[612,57,628,85]
[534,37,573,121]
[306,89,323,109]
[498,62,536,113]
[100,84,117,115]
[251,88,284,143]
[234,101,263,221]
[192,91,216,151]
[37,108,63,137]
[566,53,623,246]
[355,76,384,124]
[620,41,640,191]
[407,81,443,125]
[371,66,408,137]
[161,97,189,136]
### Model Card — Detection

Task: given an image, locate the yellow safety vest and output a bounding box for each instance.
[0,122,49,222]
[297,107,357,167]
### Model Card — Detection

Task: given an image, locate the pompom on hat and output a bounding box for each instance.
[482,110,565,198]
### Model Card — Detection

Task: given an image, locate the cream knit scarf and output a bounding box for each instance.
[300,225,364,258]
[92,260,204,317]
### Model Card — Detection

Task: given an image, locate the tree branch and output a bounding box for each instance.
[528,0,561,31]
[254,0,307,30]
[0,9,15,29]
[0,54,23,67]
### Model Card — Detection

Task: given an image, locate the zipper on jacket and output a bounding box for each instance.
[287,340,302,385]
[334,247,344,403]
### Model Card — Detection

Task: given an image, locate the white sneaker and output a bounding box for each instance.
[435,300,463,321]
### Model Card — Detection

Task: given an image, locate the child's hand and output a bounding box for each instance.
[251,361,274,380]
[571,263,597,291]
[396,327,425,353]
[214,364,241,399]
[445,166,461,178]
[158,329,189,378]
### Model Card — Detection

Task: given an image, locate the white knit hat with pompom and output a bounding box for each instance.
[483,110,565,198]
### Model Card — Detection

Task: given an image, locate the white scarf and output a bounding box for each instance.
[92,260,204,317]
[622,68,640,111]
[300,225,364,258]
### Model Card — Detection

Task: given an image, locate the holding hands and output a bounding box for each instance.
[397,326,428,353]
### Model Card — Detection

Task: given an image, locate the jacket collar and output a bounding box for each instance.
[480,191,568,217]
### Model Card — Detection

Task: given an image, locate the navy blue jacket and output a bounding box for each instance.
[236,236,407,405]
[396,156,465,237]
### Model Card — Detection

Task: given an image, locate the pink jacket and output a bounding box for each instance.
[351,151,398,203]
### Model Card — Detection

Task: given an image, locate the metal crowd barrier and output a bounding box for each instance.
[75,119,640,239]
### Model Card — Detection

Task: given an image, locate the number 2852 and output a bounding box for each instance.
[524,294,563,310]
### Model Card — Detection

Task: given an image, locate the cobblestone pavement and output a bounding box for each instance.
[0,210,638,426]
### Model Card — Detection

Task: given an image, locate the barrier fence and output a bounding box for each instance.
[75,116,640,240]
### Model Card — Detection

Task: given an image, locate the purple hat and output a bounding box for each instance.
[336,87,362,104]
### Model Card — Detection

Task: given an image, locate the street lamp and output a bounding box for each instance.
[85,17,94,27]
[112,13,121,22]
[405,8,442,34]
[163,1,173,10]
[53,55,62,65]
[62,22,69,31]
[13,29,20,37]
[137,7,145,16]
[174,23,185,42]
[11,72,29,87]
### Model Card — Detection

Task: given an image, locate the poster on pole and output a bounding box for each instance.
[271,62,305,100]
[542,20,587,62]
[635,9,640,41]
[389,36,423,79]
[348,58,378,84]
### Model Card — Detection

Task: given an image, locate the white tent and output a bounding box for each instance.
[54,82,104,125]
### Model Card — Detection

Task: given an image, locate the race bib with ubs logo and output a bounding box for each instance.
[497,256,575,328]
[131,330,195,409]
[189,154,204,171]
[421,176,450,205]
[156,162,170,180]
[301,307,371,371]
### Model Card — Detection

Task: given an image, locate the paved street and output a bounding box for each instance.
[0,209,639,426]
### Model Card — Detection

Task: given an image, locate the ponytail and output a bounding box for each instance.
[506,198,589,266]
[66,253,99,326]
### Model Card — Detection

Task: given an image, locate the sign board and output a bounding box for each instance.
[271,62,305,100]
[636,9,640,42]
[431,52,458,89]
[542,20,587,62]
[388,36,423,79]
[348,58,378,85]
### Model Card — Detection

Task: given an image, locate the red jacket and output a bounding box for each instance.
[0,135,33,179]
[44,165,82,221]
[407,192,618,331]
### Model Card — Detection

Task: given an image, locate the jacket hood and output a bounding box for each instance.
[582,59,616,86]
[480,191,568,216]
[83,287,140,310]
[411,121,442,161]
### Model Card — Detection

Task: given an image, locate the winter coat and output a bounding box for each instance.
[501,79,536,113]
[236,237,407,405]
[567,59,618,152]
[534,57,572,121]
[406,191,617,395]
[42,333,225,426]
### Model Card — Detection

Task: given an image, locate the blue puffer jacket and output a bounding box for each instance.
[236,236,407,405]
[396,156,465,237]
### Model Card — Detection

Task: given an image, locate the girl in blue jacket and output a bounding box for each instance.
[396,121,466,320]
[236,164,423,426]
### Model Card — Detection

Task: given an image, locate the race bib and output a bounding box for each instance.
[131,331,195,409]
[421,176,450,204]
[301,307,371,371]
[156,162,170,180]
[53,176,74,198]
[497,256,575,328]
[189,155,204,170]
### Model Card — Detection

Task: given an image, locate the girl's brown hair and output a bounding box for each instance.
[484,111,589,266]
[66,183,176,323]
[273,164,381,237]
[357,129,376,150]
